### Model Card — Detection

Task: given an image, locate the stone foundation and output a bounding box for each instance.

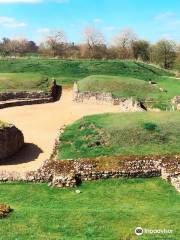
[0,155,179,192]
[73,82,146,112]
[0,80,61,109]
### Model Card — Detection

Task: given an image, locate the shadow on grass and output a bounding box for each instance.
[0,143,43,165]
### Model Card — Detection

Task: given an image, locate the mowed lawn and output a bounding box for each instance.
[59,112,180,159]
[0,59,173,89]
[0,178,179,240]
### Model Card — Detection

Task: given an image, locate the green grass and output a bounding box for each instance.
[0,73,52,92]
[0,59,173,89]
[58,112,180,159]
[0,178,179,240]
[78,75,180,106]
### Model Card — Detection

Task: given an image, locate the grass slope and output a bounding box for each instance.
[0,59,173,88]
[0,178,179,240]
[0,73,51,92]
[78,75,180,108]
[59,112,180,159]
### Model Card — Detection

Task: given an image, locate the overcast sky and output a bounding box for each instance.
[0,0,179,43]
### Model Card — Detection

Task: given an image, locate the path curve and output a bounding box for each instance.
[0,88,120,173]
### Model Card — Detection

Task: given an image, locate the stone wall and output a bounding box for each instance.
[0,91,51,101]
[0,80,61,109]
[73,82,146,112]
[0,155,179,192]
[0,125,24,160]
[0,124,179,192]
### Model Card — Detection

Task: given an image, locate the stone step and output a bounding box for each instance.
[0,97,53,109]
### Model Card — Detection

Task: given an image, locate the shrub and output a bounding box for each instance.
[142,122,158,131]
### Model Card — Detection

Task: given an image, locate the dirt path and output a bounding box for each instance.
[0,88,120,173]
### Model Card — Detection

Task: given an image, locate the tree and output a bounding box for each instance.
[174,44,180,72]
[0,38,38,56]
[43,30,67,57]
[112,28,137,59]
[26,41,38,53]
[132,40,150,62]
[82,27,106,59]
[66,42,81,59]
[151,40,176,69]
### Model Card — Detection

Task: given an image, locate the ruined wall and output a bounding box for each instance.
[0,80,61,109]
[0,124,179,192]
[0,125,24,160]
[0,91,51,101]
[73,82,145,112]
[0,155,179,192]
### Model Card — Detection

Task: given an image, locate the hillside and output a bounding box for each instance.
[0,59,173,88]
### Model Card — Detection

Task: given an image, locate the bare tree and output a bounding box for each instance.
[43,30,67,57]
[0,38,38,56]
[112,28,137,59]
[82,27,106,59]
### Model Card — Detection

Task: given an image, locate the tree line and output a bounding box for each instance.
[0,27,179,69]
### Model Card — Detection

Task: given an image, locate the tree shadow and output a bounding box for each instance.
[0,143,43,165]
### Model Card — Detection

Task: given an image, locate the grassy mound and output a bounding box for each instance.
[0,73,51,92]
[78,75,160,100]
[0,179,179,239]
[59,112,180,159]
[0,59,173,88]
[78,75,180,107]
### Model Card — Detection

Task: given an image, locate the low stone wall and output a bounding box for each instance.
[0,155,179,192]
[0,97,53,109]
[73,82,146,112]
[0,80,61,109]
[0,125,24,160]
[0,124,179,191]
[0,91,51,101]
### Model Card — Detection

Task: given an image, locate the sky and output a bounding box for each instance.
[0,0,179,44]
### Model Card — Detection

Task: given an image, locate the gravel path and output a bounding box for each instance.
[0,88,120,172]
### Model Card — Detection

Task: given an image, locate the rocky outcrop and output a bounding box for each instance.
[73,82,146,112]
[0,125,24,160]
